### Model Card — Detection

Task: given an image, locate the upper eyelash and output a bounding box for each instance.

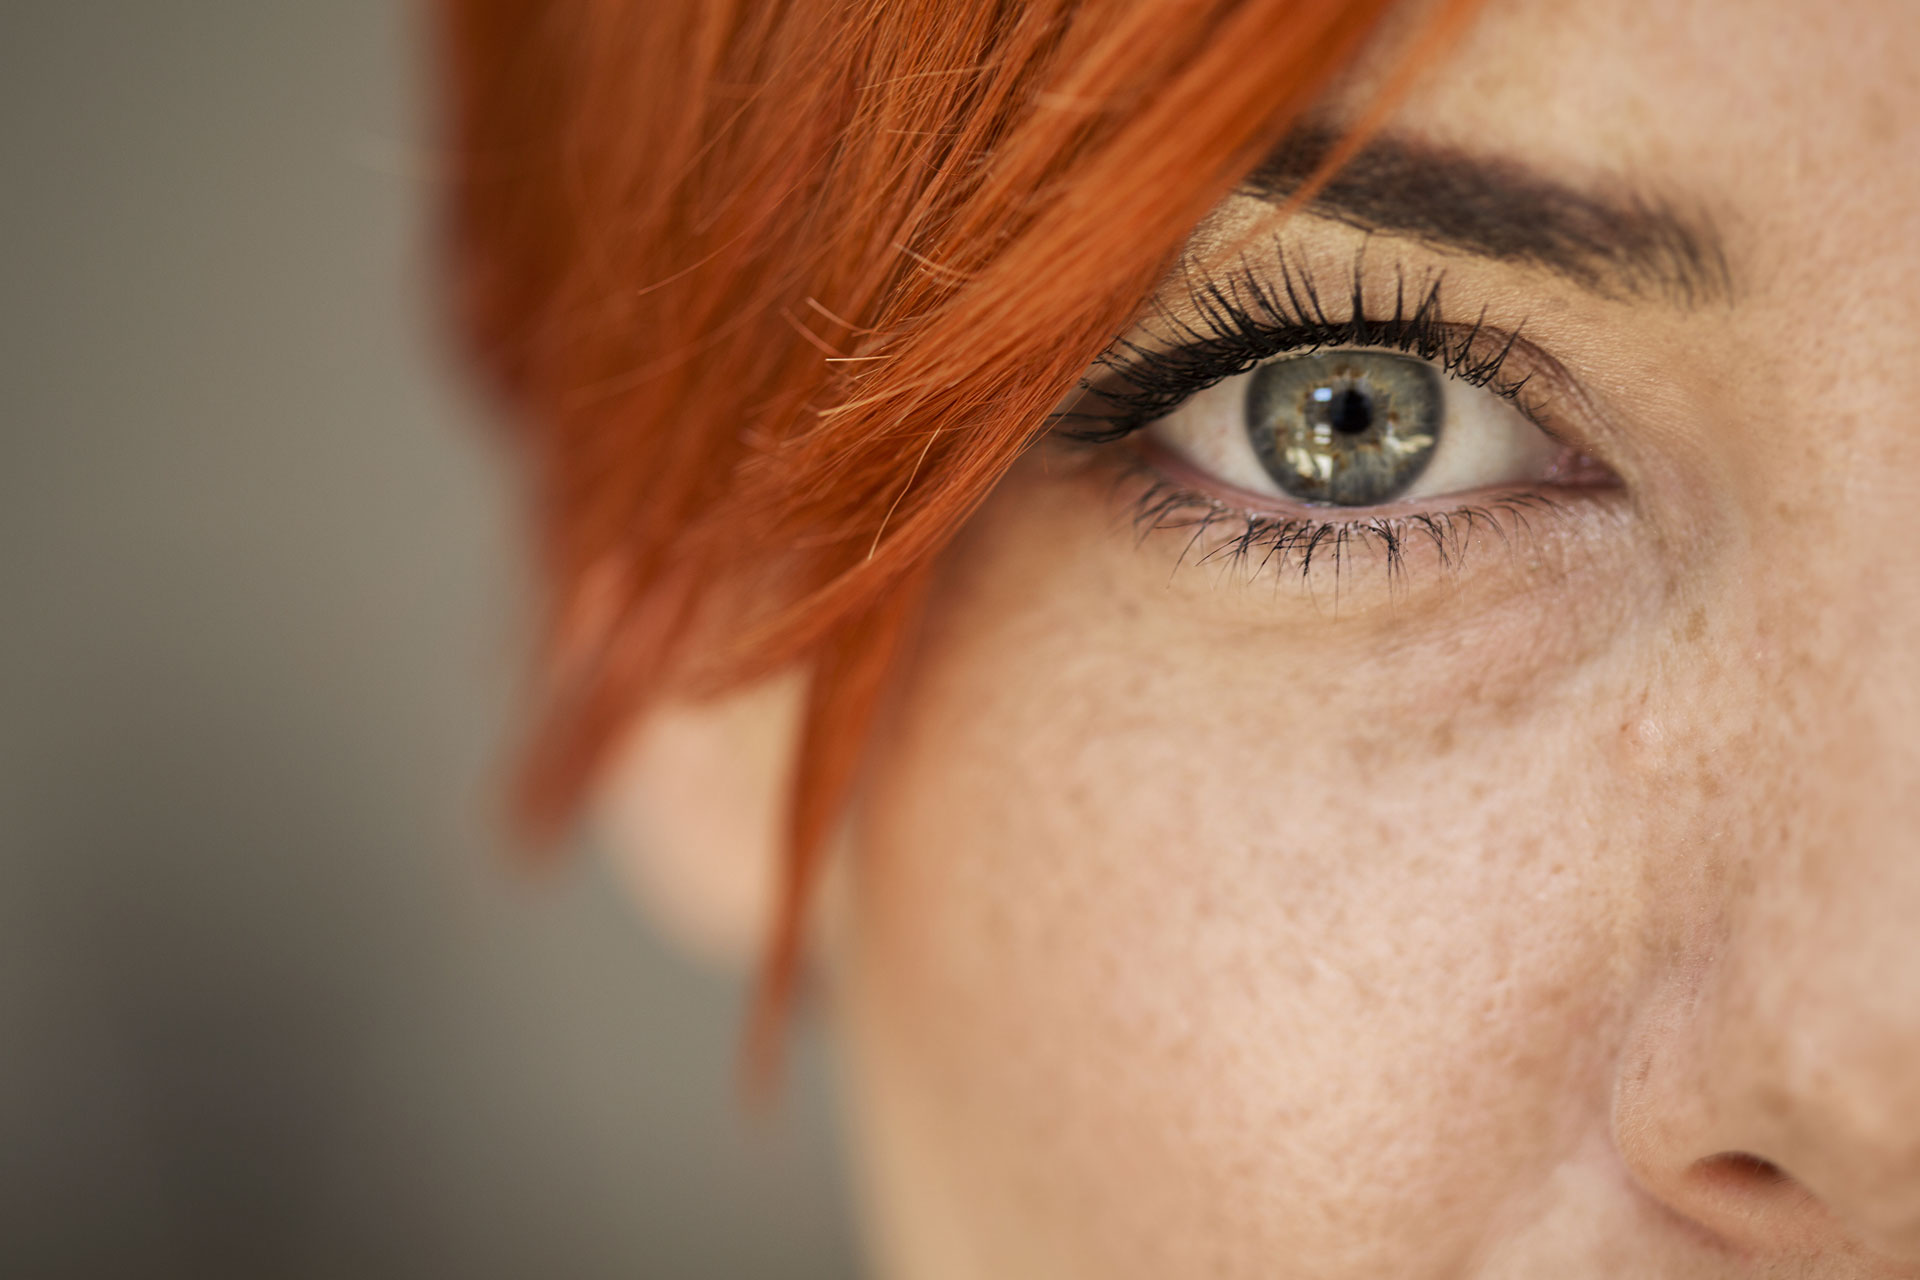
[1054,244,1538,443]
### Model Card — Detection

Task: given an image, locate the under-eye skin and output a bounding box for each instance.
[1052,246,1620,586]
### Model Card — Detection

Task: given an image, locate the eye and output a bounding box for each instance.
[1146,348,1565,509]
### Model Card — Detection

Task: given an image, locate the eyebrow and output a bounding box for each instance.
[1242,127,1733,306]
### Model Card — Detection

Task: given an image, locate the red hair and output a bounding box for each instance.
[433,0,1476,1078]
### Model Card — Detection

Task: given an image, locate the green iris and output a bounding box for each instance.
[1245,351,1443,506]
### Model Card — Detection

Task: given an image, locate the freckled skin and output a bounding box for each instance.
[813,0,1920,1276]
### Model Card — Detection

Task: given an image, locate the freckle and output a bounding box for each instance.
[1429,719,1457,752]
[1862,90,1898,145]
[1682,607,1707,642]
[1489,691,1526,727]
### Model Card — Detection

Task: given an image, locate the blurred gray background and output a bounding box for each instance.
[0,5,858,1277]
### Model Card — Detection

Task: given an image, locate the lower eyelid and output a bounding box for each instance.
[1118,476,1585,599]
[1108,430,1627,585]
[1026,424,1640,618]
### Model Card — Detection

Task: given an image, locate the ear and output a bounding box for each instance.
[592,670,805,968]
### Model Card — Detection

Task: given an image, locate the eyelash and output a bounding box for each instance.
[1051,246,1575,585]
[1112,460,1567,587]
[1060,246,1539,442]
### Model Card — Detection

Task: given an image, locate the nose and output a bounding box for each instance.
[1615,939,1920,1262]
[1611,596,1920,1263]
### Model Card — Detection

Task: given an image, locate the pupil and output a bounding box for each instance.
[1326,386,1373,436]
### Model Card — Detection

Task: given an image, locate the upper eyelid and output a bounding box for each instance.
[1075,232,1651,427]
[1064,313,1554,440]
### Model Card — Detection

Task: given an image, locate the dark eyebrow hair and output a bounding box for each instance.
[1242,127,1733,306]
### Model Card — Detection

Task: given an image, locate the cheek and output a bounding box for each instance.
[835,458,1678,1277]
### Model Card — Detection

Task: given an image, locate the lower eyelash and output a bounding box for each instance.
[1120,464,1567,588]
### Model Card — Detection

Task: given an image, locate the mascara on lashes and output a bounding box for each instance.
[1053,246,1537,444]
[1043,247,1618,587]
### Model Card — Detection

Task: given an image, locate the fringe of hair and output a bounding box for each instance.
[432,0,1479,1090]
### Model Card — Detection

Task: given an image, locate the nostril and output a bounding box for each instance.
[1688,1153,1920,1261]
[1703,1152,1791,1188]
[1690,1153,1833,1230]
[1672,1152,1830,1247]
